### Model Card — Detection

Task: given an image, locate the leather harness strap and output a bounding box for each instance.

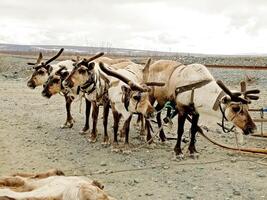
[212,90,226,111]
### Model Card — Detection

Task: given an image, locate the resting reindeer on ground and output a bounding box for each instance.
[27,48,77,128]
[63,55,135,143]
[146,60,259,158]
[0,169,116,200]
[98,60,165,152]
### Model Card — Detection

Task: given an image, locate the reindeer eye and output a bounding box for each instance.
[133,94,141,101]
[78,68,86,74]
[53,79,60,84]
[38,70,45,75]
[232,106,241,113]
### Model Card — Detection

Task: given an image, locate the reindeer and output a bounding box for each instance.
[27,48,77,128]
[41,53,105,135]
[98,60,165,152]
[146,60,259,158]
[62,55,135,143]
[0,169,116,200]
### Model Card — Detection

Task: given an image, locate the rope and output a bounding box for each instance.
[63,157,267,176]
[199,127,267,155]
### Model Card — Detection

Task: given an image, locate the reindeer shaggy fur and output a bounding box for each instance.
[147,60,258,158]
[0,169,116,200]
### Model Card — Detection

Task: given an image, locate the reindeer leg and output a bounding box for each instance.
[139,115,146,140]
[61,95,74,129]
[155,103,167,142]
[80,99,91,135]
[0,177,25,187]
[87,102,99,143]
[102,100,110,145]
[145,119,153,144]
[111,110,121,152]
[174,112,187,159]
[122,115,132,154]
[188,111,199,158]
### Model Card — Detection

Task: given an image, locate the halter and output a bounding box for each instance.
[217,101,245,133]
[80,68,109,103]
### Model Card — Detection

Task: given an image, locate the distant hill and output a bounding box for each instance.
[0,43,267,67]
[0,43,181,57]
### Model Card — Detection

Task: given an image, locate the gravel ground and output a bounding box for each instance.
[0,54,267,200]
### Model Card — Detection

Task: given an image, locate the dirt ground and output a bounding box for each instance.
[0,55,267,200]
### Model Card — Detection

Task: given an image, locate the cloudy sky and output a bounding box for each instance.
[0,0,267,54]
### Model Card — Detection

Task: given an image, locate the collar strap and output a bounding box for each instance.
[212,90,226,111]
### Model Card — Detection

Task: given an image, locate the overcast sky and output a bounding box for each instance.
[0,0,267,54]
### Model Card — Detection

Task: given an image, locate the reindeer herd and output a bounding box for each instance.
[27,48,260,158]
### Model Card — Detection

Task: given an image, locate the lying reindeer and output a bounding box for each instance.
[0,169,116,200]
[27,48,77,128]
[142,60,259,158]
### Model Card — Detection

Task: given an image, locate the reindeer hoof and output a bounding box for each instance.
[101,137,110,146]
[79,128,89,135]
[87,134,97,143]
[176,153,185,160]
[60,119,74,129]
[122,144,132,154]
[111,144,120,153]
[189,152,199,159]
[122,149,132,154]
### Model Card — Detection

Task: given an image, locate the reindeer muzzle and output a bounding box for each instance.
[243,124,257,135]
[27,80,36,89]
[42,90,52,99]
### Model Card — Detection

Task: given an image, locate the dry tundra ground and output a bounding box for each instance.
[0,54,267,200]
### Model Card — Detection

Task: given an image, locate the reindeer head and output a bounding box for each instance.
[99,59,164,118]
[27,48,64,89]
[63,52,104,89]
[217,80,260,135]
[41,66,69,98]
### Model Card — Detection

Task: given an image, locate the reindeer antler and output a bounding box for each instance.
[216,80,250,104]
[99,62,148,92]
[239,81,260,101]
[44,48,64,65]
[84,52,104,63]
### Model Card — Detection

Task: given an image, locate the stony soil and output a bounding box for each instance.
[0,54,267,200]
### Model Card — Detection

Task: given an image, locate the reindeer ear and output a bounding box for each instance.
[221,96,231,104]
[87,62,95,70]
[61,71,69,79]
[45,65,53,74]
[36,52,43,64]
[121,85,131,94]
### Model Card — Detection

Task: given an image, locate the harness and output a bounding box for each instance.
[81,69,109,103]
[217,102,236,133]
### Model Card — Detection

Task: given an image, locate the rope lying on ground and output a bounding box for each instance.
[198,127,267,155]
[64,156,267,176]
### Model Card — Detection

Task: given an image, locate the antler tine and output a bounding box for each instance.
[244,89,260,95]
[216,80,234,98]
[143,58,151,83]
[99,62,147,92]
[240,81,246,93]
[246,95,259,100]
[217,80,250,104]
[84,52,104,63]
[44,48,64,65]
